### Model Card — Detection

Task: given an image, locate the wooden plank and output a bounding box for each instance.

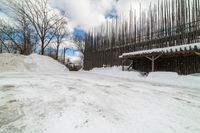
[195,52,200,56]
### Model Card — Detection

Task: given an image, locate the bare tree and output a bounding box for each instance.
[0,1,38,55]
[4,0,68,55]
[73,35,85,53]
[0,19,23,53]
[0,38,10,53]
[54,21,68,59]
[1,0,68,55]
[16,12,35,55]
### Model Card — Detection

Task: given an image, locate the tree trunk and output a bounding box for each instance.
[56,45,60,60]
[41,40,45,55]
[0,42,2,53]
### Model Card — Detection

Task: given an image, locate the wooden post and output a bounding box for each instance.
[122,58,126,71]
[152,56,155,72]
[145,54,162,72]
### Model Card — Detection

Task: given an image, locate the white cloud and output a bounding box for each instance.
[0,4,12,23]
[49,0,114,31]
[115,0,157,18]
[49,0,157,31]
[0,0,157,31]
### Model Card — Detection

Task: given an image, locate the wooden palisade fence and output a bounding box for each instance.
[84,0,200,74]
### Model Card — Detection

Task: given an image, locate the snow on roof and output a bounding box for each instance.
[120,43,200,58]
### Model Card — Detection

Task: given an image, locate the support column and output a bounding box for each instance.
[152,56,155,72]
[122,59,126,71]
[145,54,162,72]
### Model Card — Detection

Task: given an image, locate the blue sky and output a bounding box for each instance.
[73,7,118,40]
[73,27,86,41]
[105,7,118,19]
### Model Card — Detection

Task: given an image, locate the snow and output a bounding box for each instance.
[91,66,142,79]
[120,42,200,58]
[90,66,200,89]
[1,54,200,133]
[0,53,68,73]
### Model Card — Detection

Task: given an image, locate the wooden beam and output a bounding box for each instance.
[145,54,162,61]
[145,56,153,61]
[127,61,134,71]
[195,52,200,56]
[154,54,163,60]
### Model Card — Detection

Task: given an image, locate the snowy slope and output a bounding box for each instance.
[0,53,68,73]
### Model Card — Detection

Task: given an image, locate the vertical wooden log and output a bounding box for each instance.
[152,56,155,72]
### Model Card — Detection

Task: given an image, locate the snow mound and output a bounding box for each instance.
[0,53,68,73]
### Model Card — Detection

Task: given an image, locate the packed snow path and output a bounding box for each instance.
[0,72,200,133]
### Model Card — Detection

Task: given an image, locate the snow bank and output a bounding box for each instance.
[0,53,68,73]
[147,72,200,89]
[90,67,200,89]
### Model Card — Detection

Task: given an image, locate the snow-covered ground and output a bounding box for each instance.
[0,54,200,133]
[90,67,200,89]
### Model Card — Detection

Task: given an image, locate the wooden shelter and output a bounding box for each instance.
[120,43,200,74]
